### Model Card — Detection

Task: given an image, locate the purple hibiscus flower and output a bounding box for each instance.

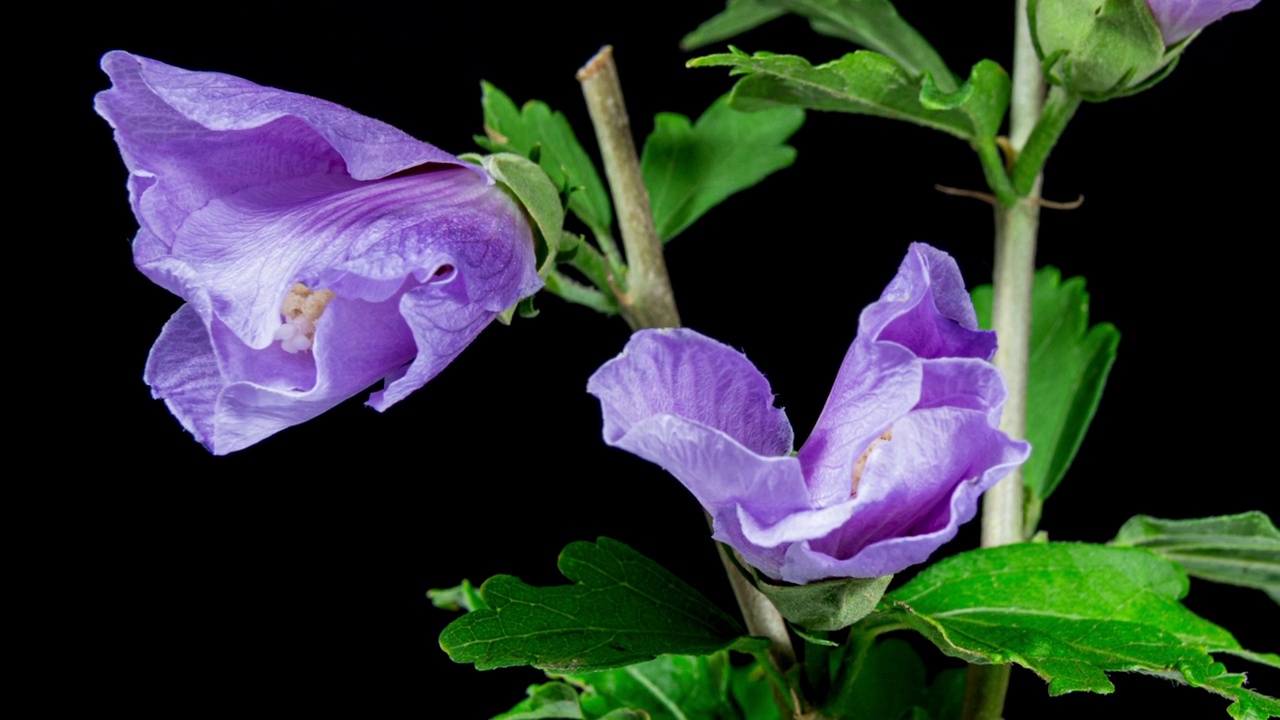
[96,52,541,454]
[588,244,1030,584]
[1145,0,1261,45]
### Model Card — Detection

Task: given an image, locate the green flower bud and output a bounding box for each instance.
[1029,0,1189,101]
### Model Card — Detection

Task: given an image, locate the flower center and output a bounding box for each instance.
[852,429,893,497]
[272,282,336,353]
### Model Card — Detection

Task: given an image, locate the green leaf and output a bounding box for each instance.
[1113,512,1280,601]
[565,653,736,720]
[493,682,584,720]
[730,662,784,720]
[873,543,1277,713]
[640,95,803,242]
[917,60,1010,141]
[478,82,613,234]
[682,0,786,51]
[439,538,765,672]
[754,572,891,631]
[772,0,957,92]
[689,49,1008,142]
[827,638,926,719]
[682,1,957,94]
[972,267,1120,529]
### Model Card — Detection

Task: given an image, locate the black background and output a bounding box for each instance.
[58,1,1275,716]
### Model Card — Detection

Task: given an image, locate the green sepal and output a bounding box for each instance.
[439,537,765,672]
[427,578,488,612]
[492,682,584,720]
[870,542,1278,713]
[1029,0,1186,101]
[477,82,613,234]
[972,267,1119,532]
[688,49,1009,142]
[683,0,957,94]
[640,95,803,242]
[482,152,565,280]
[755,570,891,631]
[1113,512,1280,601]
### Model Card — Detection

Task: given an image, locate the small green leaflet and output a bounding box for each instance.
[439,537,766,672]
[688,49,1008,142]
[640,96,803,242]
[972,267,1120,532]
[477,82,613,235]
[872,543,1279,717]
[1113,512,1280,602]
[682,0,957,93]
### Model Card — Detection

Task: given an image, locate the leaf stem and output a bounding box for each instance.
[577,46,681,330]
[545,272,619,315]
[966,1,1044,717]
[1011,85,1082,196]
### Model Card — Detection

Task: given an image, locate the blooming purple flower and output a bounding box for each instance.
[96,52,541,454]
[588,244,1030,584]
[1145,0,1260,45]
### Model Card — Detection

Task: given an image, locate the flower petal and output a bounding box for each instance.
[797,339,921,508]
[782,407,1030,582]
[95,51,472,250]
[859,242,996,360]
[588,329,794,458]
[1145,0,1260,45]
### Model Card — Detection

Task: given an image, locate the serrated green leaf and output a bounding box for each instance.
[771,0,957,92]
[682,0,787,50]
[1113,512,1280,601]
[873,543,1277,714]
[565,653,736,720]
[689,49,1007,141]
[917,60,1010,140]
[479,82,613,234]
[493,682,585,720]
[440,538,763,672]
[683,1,957,94]
[640,95,802,242]
[972,267,1120,528]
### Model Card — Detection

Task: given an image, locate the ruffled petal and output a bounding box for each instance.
[781,407,1030,582]
[95,51,473,248]
[588,329,794,458]
[859,242,996,360]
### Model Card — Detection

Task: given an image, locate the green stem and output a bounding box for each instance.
[577,46,681,331]
[591,227,628,288]
[975,136,1018,207]
[544,272,618,315]
[1011,85,1082,196]
[965,1,1044,717]
[564,239,616,295]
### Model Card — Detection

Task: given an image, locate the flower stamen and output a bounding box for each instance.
[852,429,893,497]
[273,282,336,353]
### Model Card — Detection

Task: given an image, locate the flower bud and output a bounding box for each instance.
[1030,0,1259,100]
